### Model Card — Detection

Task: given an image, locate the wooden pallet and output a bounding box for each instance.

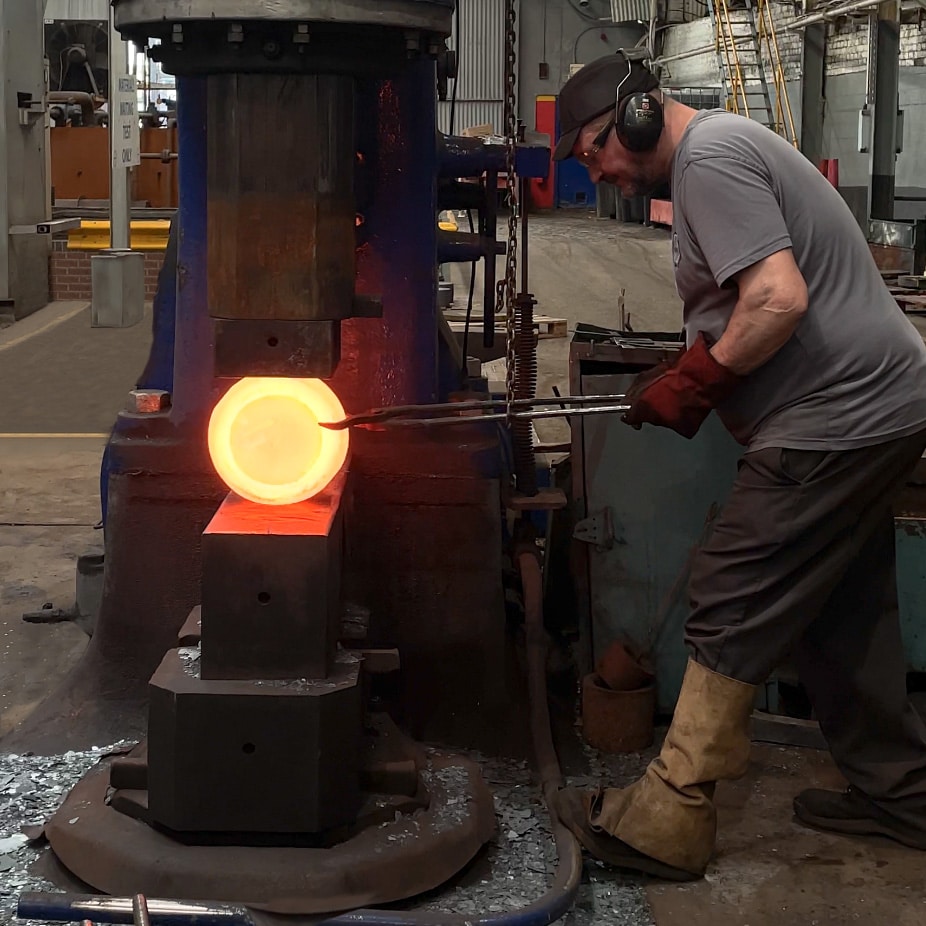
[444,313,568,340]
[890,289,926,313]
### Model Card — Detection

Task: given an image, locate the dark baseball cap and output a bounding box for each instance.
[553,53,660,161]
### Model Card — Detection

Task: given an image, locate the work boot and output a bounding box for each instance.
[551,787,699,880]
[794,787,926,850]
[555,658,757,878]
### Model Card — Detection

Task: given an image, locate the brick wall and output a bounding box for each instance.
[900,21,926,67]
[142,254,163,298]
[662,8,926,84]
[828,19,926,75]
[49,238,165,302]
[825,19,869,77]
[660,18,717,87]
[660,3,803,87]
[657,10,926,226]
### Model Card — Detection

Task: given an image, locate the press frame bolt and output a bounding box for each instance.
[126,389,171,414]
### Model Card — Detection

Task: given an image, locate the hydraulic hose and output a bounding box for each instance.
[19,551,582,926]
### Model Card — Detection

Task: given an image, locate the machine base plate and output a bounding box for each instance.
[45,752,495,914]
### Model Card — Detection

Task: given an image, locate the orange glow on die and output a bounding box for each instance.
[207,377,349,506]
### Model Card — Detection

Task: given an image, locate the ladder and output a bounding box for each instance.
[710,0,798,147]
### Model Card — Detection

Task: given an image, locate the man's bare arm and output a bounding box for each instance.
[709,249,809,376]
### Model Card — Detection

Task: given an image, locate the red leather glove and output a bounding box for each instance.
[622,333,743,439]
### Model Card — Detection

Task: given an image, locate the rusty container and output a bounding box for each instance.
[581,672,656,754]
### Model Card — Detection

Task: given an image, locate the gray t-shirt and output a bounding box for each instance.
[671,110,926,450]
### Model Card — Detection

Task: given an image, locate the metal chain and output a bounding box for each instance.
[497,0,519,423]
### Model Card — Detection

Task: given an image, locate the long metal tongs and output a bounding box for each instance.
[321,394,629,430]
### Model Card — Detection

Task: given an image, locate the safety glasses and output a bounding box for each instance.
[576,118,615,166]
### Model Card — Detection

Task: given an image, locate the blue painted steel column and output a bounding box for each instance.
[333,61,438,411]
[136,220,178,393]
[100,77,211,523]
[169,76,214,427]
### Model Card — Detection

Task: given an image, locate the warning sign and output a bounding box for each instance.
[112,76,140,169]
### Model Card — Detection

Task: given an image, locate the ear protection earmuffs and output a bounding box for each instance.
[613,54,664,153]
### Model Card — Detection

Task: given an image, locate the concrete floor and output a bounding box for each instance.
[0,438,100,737]
[446,212,679,444]
[654,745,926,925]
[0,299,154,741]
[2,212,926,922]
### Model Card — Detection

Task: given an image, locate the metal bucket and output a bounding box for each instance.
[581,672,656,754]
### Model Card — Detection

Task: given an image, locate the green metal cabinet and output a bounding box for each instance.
[569,330,926,714]
[569,333,743,712]
[895,508,926,674]
[573,373,741,712]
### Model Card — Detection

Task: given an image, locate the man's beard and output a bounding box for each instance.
[601,166,661,198]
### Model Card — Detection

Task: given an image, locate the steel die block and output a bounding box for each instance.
[147,649,362,834]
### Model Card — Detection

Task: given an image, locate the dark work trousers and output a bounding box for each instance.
[686,427,926,827]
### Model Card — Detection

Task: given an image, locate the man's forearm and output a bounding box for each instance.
[709,299,806,376]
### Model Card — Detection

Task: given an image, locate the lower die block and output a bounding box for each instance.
[147,649,362,834]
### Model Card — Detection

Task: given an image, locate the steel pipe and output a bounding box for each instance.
[438,230,506,264]
[18,894,250,925]
[653,38,753,67]
[783,0,885,30]
[437,137,551,181]
[516,550,583,926]
[47,91,95,125]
